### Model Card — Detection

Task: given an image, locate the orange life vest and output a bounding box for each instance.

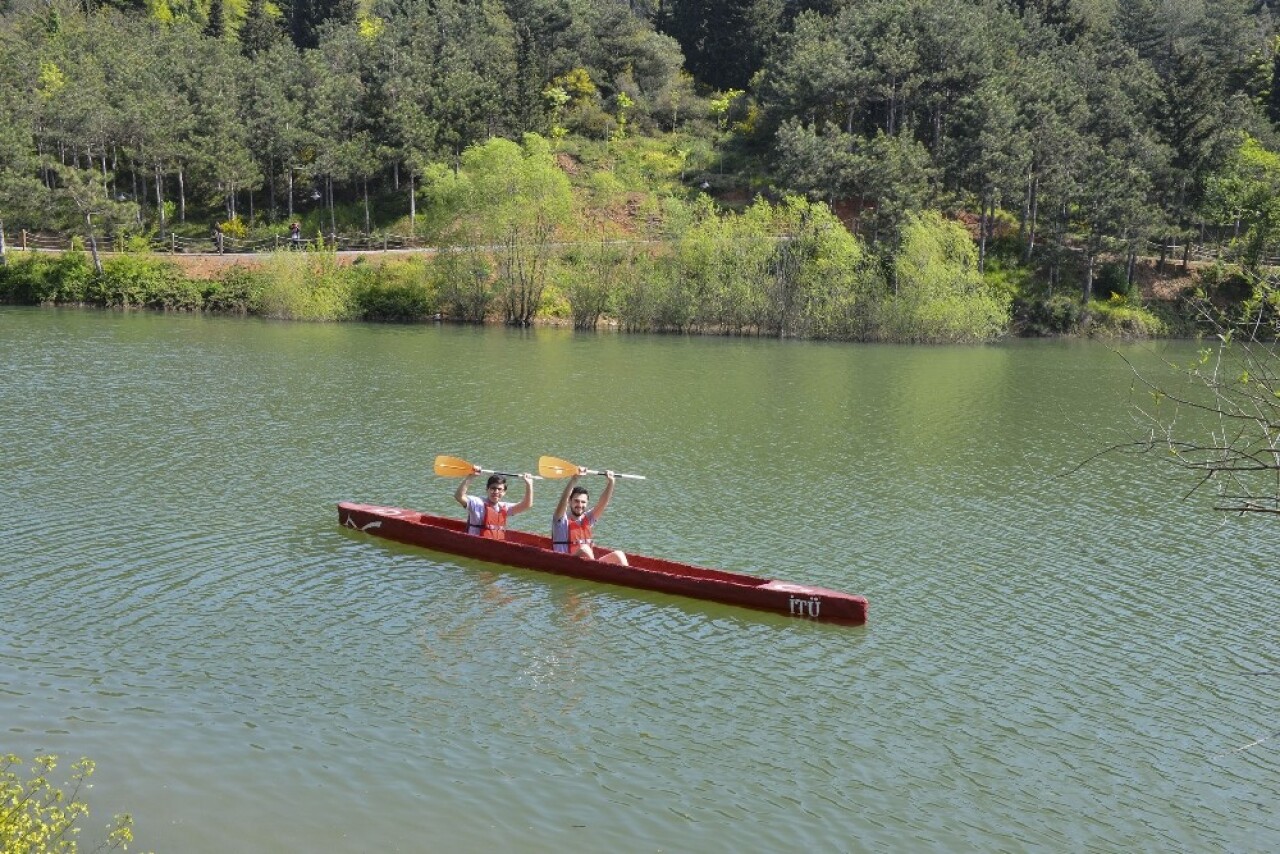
[470,502,508,540]
[566,515,593,552]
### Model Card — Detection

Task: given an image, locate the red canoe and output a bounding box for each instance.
[338,502,868,625]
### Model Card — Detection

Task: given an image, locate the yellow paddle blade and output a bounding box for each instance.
[538,455,578,479]
[434,455,477,477]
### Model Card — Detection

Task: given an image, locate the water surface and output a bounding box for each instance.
[1,308,1275,851]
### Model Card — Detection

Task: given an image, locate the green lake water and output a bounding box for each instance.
[1,306,1275,851]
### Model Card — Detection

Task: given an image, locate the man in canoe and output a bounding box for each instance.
[551,470,628,565]
[454,469,534,539]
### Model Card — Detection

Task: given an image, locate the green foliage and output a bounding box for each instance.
[560,242,629,329]
[1202,134,1280,269]
[431,249,495,323]
[615,252,690,333]
[753,195,877,339]
[1094,261,1134,301]
[1012,294,1083,336]
[97,255,201,309]
[878,211,1010,342]
[1085,295,1167,338]
[349,257,438,321]
[203,265,271,314]
[5,0,1271,341]
[0,251,94,304]
[255,252,356,320]
[1196,261,1253,305]
[0,753,134,853]
[609,195,878,338]
[425,134,576,325]
[219,216,248,239]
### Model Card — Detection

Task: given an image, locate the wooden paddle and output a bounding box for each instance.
[538,455,646,480]
[434,455,542,479]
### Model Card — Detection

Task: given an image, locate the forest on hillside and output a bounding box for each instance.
[2,0,1280,332]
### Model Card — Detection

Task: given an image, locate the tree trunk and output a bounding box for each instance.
[978,191,989,275]
[327,174,336,235]
[409,169,416,231]
[84,213,103,276]
[287,167,294,220]
[178,167,186,222]
[1024,175,1038,264]
[154,163,164,225]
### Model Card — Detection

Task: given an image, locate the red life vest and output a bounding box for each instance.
[470,502,508,540]
[566,515,593,551]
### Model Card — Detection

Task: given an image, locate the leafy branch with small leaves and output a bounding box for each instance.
[1,753,137,853]
[1120,271,1280,514]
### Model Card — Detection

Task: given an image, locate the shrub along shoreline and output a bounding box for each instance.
[0,240,1180,340]
[0,197,1182,342]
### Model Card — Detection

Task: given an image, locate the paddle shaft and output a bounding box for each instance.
[581,468,645,480]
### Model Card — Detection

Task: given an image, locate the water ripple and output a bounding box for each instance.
[2,312,1276,852]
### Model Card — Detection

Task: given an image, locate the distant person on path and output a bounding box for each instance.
[289,222,302,250]
[211,223,224,254]
[455,469,534,540]
[552,470,628,565]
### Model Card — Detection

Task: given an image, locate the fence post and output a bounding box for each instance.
[21,229,28,251]
[171,233,176,254]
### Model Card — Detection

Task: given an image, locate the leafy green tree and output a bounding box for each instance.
[424,133,576,324]
[101,14,202,227]
[0,754,134,853]
[754,10,856,134]
[991,21,1072,267]
[1118,0,1249,270]
[241,40,307,221]
[184,36,262,221]
[954,76,1028,273]
[849,129,935,246]
[306,24,376,231]
[759,194,873,339]
[1055,33,1165,298]
[1203,134,1280,268]
[0,22,44,256]
[674,194,770,333]
[772,119,851,202]
[877,210,1009,342]
[53,162,138,274]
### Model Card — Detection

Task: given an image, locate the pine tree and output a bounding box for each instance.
[205,0,226,40]
[240,0,284,58]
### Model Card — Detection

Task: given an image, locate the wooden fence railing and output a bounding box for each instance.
[1,229,438,255]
